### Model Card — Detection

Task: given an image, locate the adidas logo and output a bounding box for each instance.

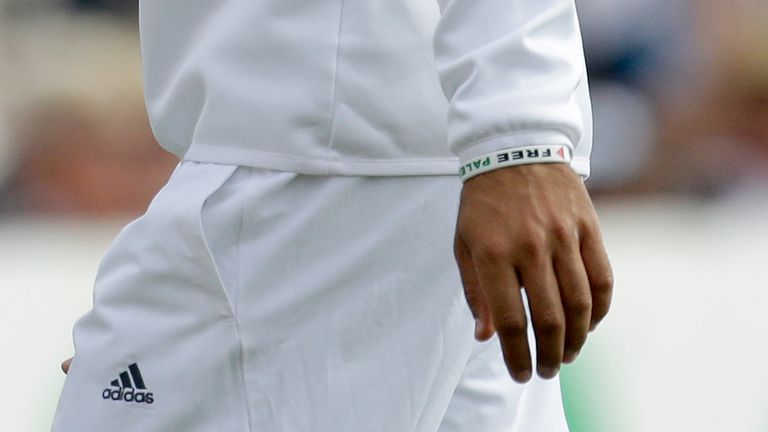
[101,363,155,404]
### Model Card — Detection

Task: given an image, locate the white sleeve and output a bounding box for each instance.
[433,0,593,177]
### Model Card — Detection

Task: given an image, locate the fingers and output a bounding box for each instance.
[460,229,607,382]
[454,237,495,341]
[61,357,72,375]
[519,257,565,379]
[580,226,614,331]
[553,241,592,364]
[472,251,532,383]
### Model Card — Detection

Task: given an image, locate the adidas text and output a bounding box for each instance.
[102,387,155,404]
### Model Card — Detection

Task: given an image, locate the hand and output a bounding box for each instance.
[61,357,72,375]
[454,163,613,383]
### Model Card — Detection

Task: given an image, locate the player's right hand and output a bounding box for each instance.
[454,163,613,383]
[61,357,72,375]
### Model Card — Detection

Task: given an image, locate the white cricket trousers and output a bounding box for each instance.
[51,162,569,431]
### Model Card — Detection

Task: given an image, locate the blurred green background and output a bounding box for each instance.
[2,0,768,430]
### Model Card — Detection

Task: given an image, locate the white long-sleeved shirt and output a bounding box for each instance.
[139,0,592,177]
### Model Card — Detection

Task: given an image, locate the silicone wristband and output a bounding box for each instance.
[458,144,572,182]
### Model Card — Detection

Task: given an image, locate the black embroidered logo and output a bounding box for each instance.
[102,363,154,404]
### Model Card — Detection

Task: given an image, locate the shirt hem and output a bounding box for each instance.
[182,144,462,177]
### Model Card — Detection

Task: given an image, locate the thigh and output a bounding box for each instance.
[229,173,479,431]
[51,163,250,432]
[438,336,570,432]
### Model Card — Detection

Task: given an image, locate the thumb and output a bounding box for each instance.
[455,236,495,340]
[61,357,72,375]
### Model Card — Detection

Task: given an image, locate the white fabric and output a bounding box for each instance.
[139,0,592,177]
[51,162,568,431]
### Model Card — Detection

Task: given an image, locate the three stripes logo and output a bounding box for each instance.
[101,363,155,404]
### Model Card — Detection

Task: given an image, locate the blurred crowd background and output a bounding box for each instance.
[2,1,768,431]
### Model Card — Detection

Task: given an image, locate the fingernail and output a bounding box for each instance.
[474,319,493,341]
[511,369,532,383]
[538,366,560,379]
[563,350,580,364]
